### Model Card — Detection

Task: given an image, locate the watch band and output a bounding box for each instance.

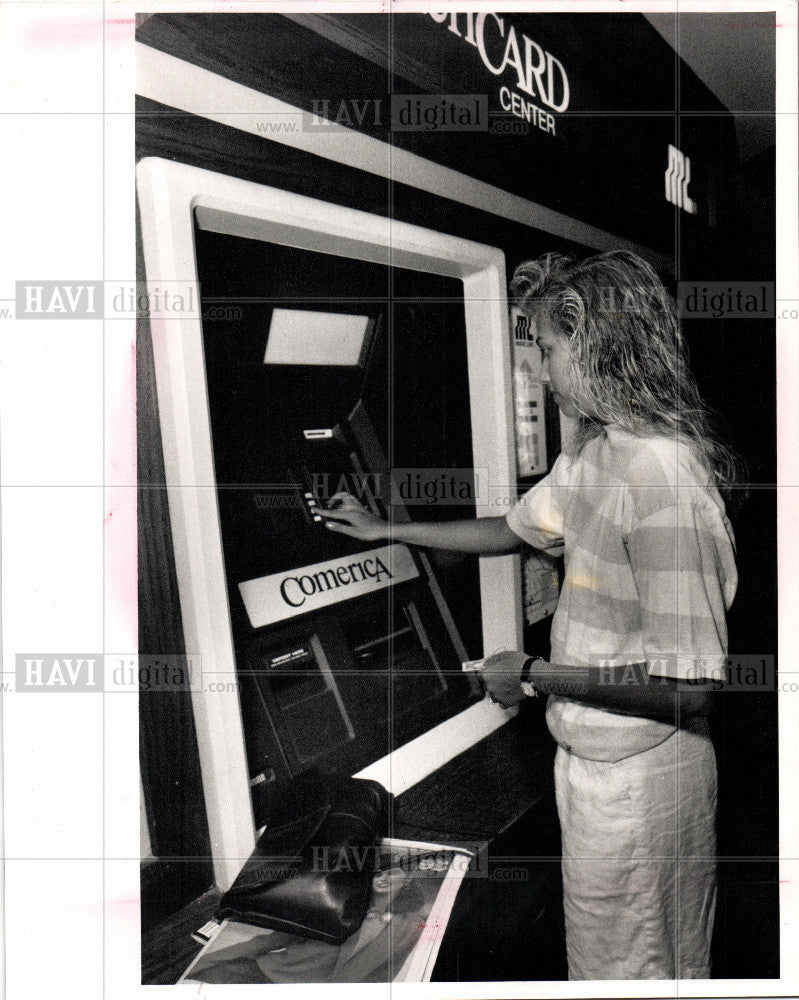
[520,656,539,698]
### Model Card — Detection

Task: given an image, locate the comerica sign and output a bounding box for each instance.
[429,11,570,133]
[238,544,420,627]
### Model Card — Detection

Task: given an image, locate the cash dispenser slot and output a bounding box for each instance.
[243,629,356,778]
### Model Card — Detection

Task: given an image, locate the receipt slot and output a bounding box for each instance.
[194,223,484,790]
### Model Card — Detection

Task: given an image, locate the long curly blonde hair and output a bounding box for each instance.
[510,250,737,491]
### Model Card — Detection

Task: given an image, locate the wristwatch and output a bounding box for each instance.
[520,656,540,698]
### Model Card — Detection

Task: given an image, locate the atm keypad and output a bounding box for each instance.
[303,491,324,522]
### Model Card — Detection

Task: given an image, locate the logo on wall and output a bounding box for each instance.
[665,144,697,214]
[514,311,535,343]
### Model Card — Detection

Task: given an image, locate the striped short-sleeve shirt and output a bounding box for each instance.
[506,425,738,760]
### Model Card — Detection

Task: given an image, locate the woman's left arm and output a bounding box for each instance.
[480,652,712,720]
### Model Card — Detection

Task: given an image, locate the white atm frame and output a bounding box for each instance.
[137,156,524,889]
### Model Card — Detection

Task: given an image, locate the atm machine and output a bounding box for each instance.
[138,157,572,979]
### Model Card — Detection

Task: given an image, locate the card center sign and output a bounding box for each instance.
[429,12,570,135]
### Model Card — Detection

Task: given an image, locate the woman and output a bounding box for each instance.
[320,250,737,980]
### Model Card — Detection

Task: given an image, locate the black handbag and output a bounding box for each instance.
[216,768,391,944]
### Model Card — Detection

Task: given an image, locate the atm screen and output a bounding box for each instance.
[194,220,484,784]
[263,308,374,367]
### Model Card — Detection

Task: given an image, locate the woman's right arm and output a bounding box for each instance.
[318,493,522,555]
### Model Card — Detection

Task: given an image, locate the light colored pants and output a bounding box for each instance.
[555,725,717,980]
